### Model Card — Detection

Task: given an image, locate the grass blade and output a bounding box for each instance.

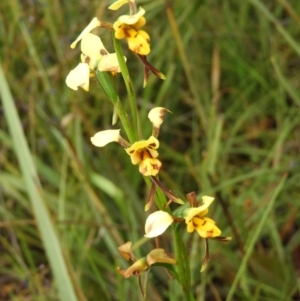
[0,65,79,301]
[225,174,287,301]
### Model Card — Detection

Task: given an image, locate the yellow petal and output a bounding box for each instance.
[146,136,160,150]
[108,0,128,10]
[113,21,126,39]
[144,211,173,238]
[90,129,121,147]
[127,29,150,55]
[135,16,146,28]
[70,18,101,49]
[202,196,215,205]
[186,220,195,233]
[125,136,159,156]
[183,196,214,223]
[139,158,162,176]
[65,63,90,91]
[195,218,221,238]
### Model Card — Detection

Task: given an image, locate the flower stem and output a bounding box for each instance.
[113,36,139,141]
[173,225,192,301]
[143,269,151,301]
[95,70,135,143]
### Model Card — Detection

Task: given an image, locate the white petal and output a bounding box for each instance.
[144,211,173,238]
[98,53,125,73]
[65,63,90,91]
[90,129,121,147]
[148,107,170,128]
[70,18,101,49]
[81,33,107,68]
[118,8,145,25]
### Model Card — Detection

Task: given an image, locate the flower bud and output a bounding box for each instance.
[117,257,148,278]
[118,241,136,261]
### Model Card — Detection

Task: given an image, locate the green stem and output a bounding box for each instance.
[113,36,139,141]
[143,269,151,301]
[95,70,135,143]
[173,225,192,301]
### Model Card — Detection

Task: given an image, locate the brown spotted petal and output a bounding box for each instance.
[125,136,159,165]
[139,157,162,176]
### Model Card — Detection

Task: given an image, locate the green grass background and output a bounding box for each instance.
[1,0,300,300]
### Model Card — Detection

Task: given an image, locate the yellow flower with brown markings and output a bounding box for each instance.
[113,8,150,55]
[125,136,161,176]
[183,196,221,238]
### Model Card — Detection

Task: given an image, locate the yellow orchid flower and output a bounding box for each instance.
[113,8,150,55]
[91,108,170,176]
[125,136,161,176]
[183,196,221,238]
[90,130,161,176]
[79,33,125,73]
[144,196,222,239]
[67,20,124,91]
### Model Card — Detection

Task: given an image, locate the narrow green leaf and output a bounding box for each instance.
[0,65,79,301]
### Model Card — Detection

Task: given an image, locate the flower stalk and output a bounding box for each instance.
[95,70,135,143]
[113,36,139,141]
[65,0,232,298]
